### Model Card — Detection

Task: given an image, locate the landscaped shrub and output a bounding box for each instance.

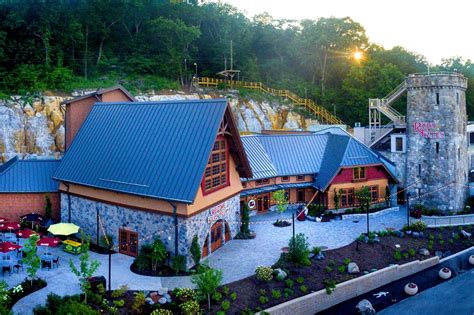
[99,235,114,249]
[323,279,336,295]
[338,265,345,273]
[55,300,98,315]
[311,246,321,255]
[151,309,173,315]
[134,238,167,272]
[343,258,351,265]
[212,291,222,302]
[259,295,269,304]
[132,292,146,312]
[307,204,325,217]
[410,204,425,218]
[325,266,333,273]
[255,266,273,282]
[191,267,223,312]
[408,249,416,257]
[410,221,427,232]
[394,250,402,261]
[285,279,294,288]
[271,289,281,299]
[190,235,201,267]
[300,285,308,293]
[171,255,187,274]
[180,300,200,315]
[402,252,409,259]
[296,276,304,284]
[175,288,197,303]
[111,285,128,298]
[283,288,294,298]
[221,300,230,311]
[288,233,311,266]
[230,292,237,301]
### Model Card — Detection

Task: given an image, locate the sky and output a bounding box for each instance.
[213,0,473,65]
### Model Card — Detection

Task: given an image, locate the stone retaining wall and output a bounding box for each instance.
[341,206,400,220]
[414,213,474,227]
[262,256,439,315]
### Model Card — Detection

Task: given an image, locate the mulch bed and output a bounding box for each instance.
[207,225,474,314]
[8,278,47,309]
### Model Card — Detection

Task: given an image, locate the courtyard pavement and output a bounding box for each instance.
[10,207,406,314]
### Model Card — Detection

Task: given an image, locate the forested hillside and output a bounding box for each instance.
[0,0,472,125]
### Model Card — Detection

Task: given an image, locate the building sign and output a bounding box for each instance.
[208,202,228,223]
[413,121,445,139]
[248,199,256,210]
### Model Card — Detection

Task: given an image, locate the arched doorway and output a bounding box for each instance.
[202,219,230,258]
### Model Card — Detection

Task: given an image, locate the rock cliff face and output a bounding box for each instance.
[0,90,322,162]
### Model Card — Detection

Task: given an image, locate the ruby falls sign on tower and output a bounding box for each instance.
[413,121,445,139]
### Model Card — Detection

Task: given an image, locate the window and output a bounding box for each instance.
[368,186,378,203]
[340,188,355,207]
[436,92,440,105]
[353,167,366,180]
[297,189,305,202]
[242,182,247,188]
[281,176,290,182]
[296,175,305,181]
[418,164,421,176]
[458,147,461,161]
[457,92,459,105]
[436,142,439,154]
[202,136,228,194]
[470,133,474,146]
[395,137,403,152]
[256,178,270,186]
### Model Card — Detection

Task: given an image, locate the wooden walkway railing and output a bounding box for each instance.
[193,77,345,125]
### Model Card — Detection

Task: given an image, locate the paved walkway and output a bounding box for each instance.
[204,207,407,284]
[11,207,406,314]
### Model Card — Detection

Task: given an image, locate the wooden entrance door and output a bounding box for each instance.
[119,229,138,257]
[211,220,223,252]
[263,195,269,210]
[257,194,270,212]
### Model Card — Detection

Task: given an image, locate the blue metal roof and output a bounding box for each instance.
[242,133,397,192]
[0,157,60,193]
[241,134,328,179]
[240,182,313,196]
[53,99,231,203]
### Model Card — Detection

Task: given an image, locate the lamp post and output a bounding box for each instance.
[406,192,411,228]
[193,62,198,77]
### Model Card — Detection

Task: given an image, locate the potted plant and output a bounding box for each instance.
[438,267,451,280]
[404,282,418,295]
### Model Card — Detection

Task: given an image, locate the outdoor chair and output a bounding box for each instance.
[52,256,60,268]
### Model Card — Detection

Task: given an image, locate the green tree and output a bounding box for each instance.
[241,203,250,234]
[23,234,41,286]
[191,266,223,312]
[190,235,201,267]
[272,189,288,220]
[69,233,101,304]
[334,189,341,211]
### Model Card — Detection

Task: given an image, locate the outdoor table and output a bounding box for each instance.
[62,239,81,255]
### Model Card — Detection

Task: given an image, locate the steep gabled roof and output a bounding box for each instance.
[242,133,398,190]
[53,99,251,203]
[61,85,135,105]
[0,157,60,193]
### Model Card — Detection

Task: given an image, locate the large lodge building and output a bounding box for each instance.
[0,88,397,265]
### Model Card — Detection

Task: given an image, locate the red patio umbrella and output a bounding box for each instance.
[16,229,39,239]
[0,223,20,232]
[0,217,7,223]
[37,237,61,254]
[0,242,22,253]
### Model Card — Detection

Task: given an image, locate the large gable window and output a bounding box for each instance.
[203,136,229,194]
[353,167,366,180]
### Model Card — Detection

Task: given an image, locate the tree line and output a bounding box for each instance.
[0,0,472,125]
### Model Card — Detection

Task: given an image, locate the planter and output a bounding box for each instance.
[273,220,291,227]
[404,283,418,296]
[469,255,474,265]
[438,267,452,280]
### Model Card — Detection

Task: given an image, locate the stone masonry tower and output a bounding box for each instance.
[406,73,468,212]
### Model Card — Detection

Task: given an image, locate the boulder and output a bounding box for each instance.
[145,297,154,305]
[149,292,160,303]
[315,252,325,261]
[356,299,376,315]
[461,230,472,239]
[164,293,172,303]
[158,297,167,305]
[274,268,287,280]
[347,262,360,274]
[419,248,430,256]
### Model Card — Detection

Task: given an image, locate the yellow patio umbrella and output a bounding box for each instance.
[47,223,80,236]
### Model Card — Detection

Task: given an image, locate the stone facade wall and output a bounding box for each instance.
[0,192,60,221]
[60,193,241,267]
[405,73,468,211]
[378,150,406,184]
